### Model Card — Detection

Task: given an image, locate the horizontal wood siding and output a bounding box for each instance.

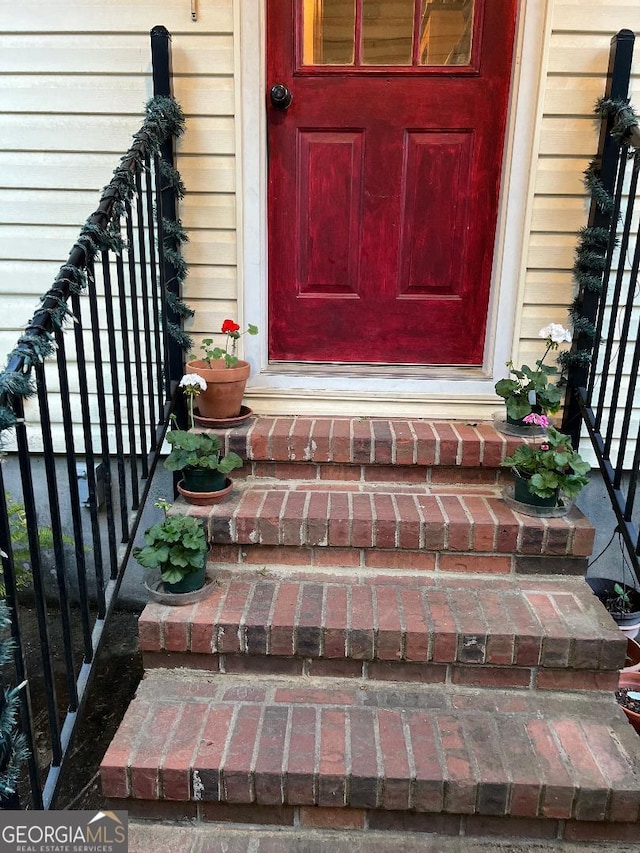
[517,2,640,463]
[0,0,237,450]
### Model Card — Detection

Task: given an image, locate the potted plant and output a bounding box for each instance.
[586,577,640,638]
[165,374,243,504]
[133,500,209,594]
[501,415,590,508]
[495,324,570,424]
[616,672,640,734]
[186,319,258,420]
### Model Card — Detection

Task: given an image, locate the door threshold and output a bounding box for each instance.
[263,362,488,380]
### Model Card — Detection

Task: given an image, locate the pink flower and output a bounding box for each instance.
[540,444,549,451]
[522,412,549,428]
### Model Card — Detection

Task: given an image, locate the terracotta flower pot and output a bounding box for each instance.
[186,359,250,419]
[617,671,640,734]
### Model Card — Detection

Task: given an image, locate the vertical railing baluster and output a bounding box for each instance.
[610,161,640,487]
[125,196,150,480]
[136,169,158,445]
[0,469,42,808]
[86,257,119,579]
[70,291,107,617]
[55,329,94,663]
[34,362,79,710]
[101,251,130,542]
[14,397,63,766]
[115,219,140,519]
[599,150,637,459]
[590,147,628,421]
[144,156,166,422]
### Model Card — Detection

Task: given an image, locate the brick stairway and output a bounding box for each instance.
[100,418,640,845]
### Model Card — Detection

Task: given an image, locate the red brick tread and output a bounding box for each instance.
[217,417,525,469]
[138,573,625,681]
[179,482,594,560]
[101,670,640,822]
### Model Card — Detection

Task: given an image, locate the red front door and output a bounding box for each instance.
[267,0,517,365]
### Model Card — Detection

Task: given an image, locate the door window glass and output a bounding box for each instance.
[362,0,414,66]
[302,0,474,67]
[303,0,356,65]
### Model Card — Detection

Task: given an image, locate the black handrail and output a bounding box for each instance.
[562,29,640,586]
[0,26,187,808]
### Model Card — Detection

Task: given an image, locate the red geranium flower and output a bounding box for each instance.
[221,319,240,334]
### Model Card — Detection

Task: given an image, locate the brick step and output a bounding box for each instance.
[100,670,640,843]
[216,417,525,486]
[139,572,625,691]
[180,481,594,575]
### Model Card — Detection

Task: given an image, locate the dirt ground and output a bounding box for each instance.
[13,604,143,810]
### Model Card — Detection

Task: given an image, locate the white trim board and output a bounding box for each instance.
[236,0,551,418]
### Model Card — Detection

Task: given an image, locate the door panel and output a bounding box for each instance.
[399,131,472,297]
[268,0,518,365]
[298,131,363,295]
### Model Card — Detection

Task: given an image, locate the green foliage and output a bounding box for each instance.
[133,506,208,586]
[197,321,259,368]
[612,582,633,613]
[562,95,640,371]
[0,496,75,598]
[0,600,29,798]
[163,430,243,475]
[502,426,590,499]
[495,362,562,420]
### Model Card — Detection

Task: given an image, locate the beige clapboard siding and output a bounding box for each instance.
[6,0,233,34]
[535,157,592,196]
[0,152,132,191]
[0,35,234,77]
[516,0,640,384]
[178,155,236,194]
[0,74,234,117]
[0,190,101,226]
[0,115,235,155]
[544,74,640,116]
[0,0,239,452]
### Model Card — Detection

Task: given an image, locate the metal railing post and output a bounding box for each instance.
[151,25,187,432]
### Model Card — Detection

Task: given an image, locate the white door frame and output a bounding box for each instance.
[235,0,552,418]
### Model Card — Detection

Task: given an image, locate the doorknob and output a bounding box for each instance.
[270,83,293,110]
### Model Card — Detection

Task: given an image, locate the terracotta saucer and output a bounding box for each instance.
[193,405,253,428]
[177,477,234,505]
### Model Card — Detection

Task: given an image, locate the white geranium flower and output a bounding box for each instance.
[538,324,572,345]
[179,373,207,392]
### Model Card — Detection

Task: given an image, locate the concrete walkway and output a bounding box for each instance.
[127,821,640,853]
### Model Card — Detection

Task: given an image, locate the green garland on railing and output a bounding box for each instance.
[557,96,640,373]
[0,600,28,802]
[0,94,192,434]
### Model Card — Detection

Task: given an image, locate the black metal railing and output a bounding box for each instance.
[563,29,640,585]
[0,26,186,808]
